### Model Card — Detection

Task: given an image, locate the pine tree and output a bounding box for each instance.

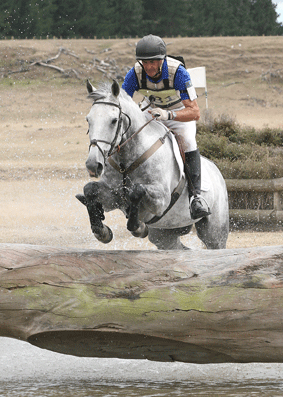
[52,0,88,37]
[142,0,190,36]
[0,0,36,38]
[34,0,58,37]
[250,0,280,35]
[109,0,143,37]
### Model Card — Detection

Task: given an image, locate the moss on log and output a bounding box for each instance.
[1,243,283,364]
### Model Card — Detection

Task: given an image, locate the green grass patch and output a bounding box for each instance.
[197,112,283,179]
[1,76,82,89]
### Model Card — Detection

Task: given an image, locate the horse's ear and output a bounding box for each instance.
[111,80,120,98]
[87,79,96,94]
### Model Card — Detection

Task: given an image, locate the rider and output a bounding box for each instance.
[122,34,211,219]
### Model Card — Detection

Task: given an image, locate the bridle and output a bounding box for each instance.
[87,100,131,162]
[87,99,155,163]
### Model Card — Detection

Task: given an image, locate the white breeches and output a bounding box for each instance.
[143,106,197,153]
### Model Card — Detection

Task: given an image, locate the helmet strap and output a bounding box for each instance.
[152,66,162,78]
[152,59,163,78]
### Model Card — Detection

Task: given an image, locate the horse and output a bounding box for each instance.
[76,79,229,250]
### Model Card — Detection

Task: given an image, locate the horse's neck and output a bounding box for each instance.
[126,100,164,138]
[120,109,162,161]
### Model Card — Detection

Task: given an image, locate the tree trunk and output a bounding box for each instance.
[1,243,283,364]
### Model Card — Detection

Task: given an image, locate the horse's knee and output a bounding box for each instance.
[84,181,99,200]
[78,182,106,234]
[127,184,147,232]
[129,184,146,204]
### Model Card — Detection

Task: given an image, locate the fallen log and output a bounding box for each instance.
[1,243,283,364]
[30,61,66,73]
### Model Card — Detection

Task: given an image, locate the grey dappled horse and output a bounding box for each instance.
[76,80,229,250]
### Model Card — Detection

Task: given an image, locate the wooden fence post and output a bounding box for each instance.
[226,177,283,225]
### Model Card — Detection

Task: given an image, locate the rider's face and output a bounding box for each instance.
[142,60,163,78]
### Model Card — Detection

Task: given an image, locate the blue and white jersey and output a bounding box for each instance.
[122,57,197,109]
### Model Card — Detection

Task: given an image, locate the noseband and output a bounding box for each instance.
[87,100,131,162]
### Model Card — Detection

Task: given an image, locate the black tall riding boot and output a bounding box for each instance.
[185,149,211,219]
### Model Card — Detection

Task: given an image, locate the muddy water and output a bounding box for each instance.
[1,338,283,396]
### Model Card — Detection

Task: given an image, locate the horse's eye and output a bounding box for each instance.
[111,118,118,125]
[86,116,89,122]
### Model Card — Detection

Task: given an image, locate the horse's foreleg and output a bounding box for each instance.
[127,184,148,238]
[76,182,113,244]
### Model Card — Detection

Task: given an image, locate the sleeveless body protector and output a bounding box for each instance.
[134,56,185,110]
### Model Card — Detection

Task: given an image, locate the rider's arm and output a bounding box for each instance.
[122,68,139,97]
[173,98,200,122]
[173,65,200,122]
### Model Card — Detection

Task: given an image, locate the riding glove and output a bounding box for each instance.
[150,108,176,121]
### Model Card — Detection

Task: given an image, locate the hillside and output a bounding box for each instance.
[1,36,283,128]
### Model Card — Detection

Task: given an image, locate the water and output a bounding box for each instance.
[1,338,283,396]
[3,381,283,396]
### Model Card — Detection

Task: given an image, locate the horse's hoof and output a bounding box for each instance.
[94,225,113,244]
[131,223,148,238]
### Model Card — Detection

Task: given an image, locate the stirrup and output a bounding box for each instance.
[190,195,211,219]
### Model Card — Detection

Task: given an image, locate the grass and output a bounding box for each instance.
[197,112,283,179]
[0,75,81,88]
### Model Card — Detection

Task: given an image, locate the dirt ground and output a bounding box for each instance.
[0,37,282,250]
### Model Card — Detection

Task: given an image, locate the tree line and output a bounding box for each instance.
[0,0,282,39]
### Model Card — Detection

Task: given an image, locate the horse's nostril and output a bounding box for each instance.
[86,160,104,177]
[97,163,103,175]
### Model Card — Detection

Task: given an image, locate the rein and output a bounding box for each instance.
[109,117,155,157]
[88,99,156,162]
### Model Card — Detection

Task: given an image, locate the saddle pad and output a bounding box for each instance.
[170,133,211,192]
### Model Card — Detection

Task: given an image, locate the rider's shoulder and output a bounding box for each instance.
[124,66,138,84]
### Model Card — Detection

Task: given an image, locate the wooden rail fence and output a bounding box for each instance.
[226,177,283,225]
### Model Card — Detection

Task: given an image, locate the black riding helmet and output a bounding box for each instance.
[136,34,166,60]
